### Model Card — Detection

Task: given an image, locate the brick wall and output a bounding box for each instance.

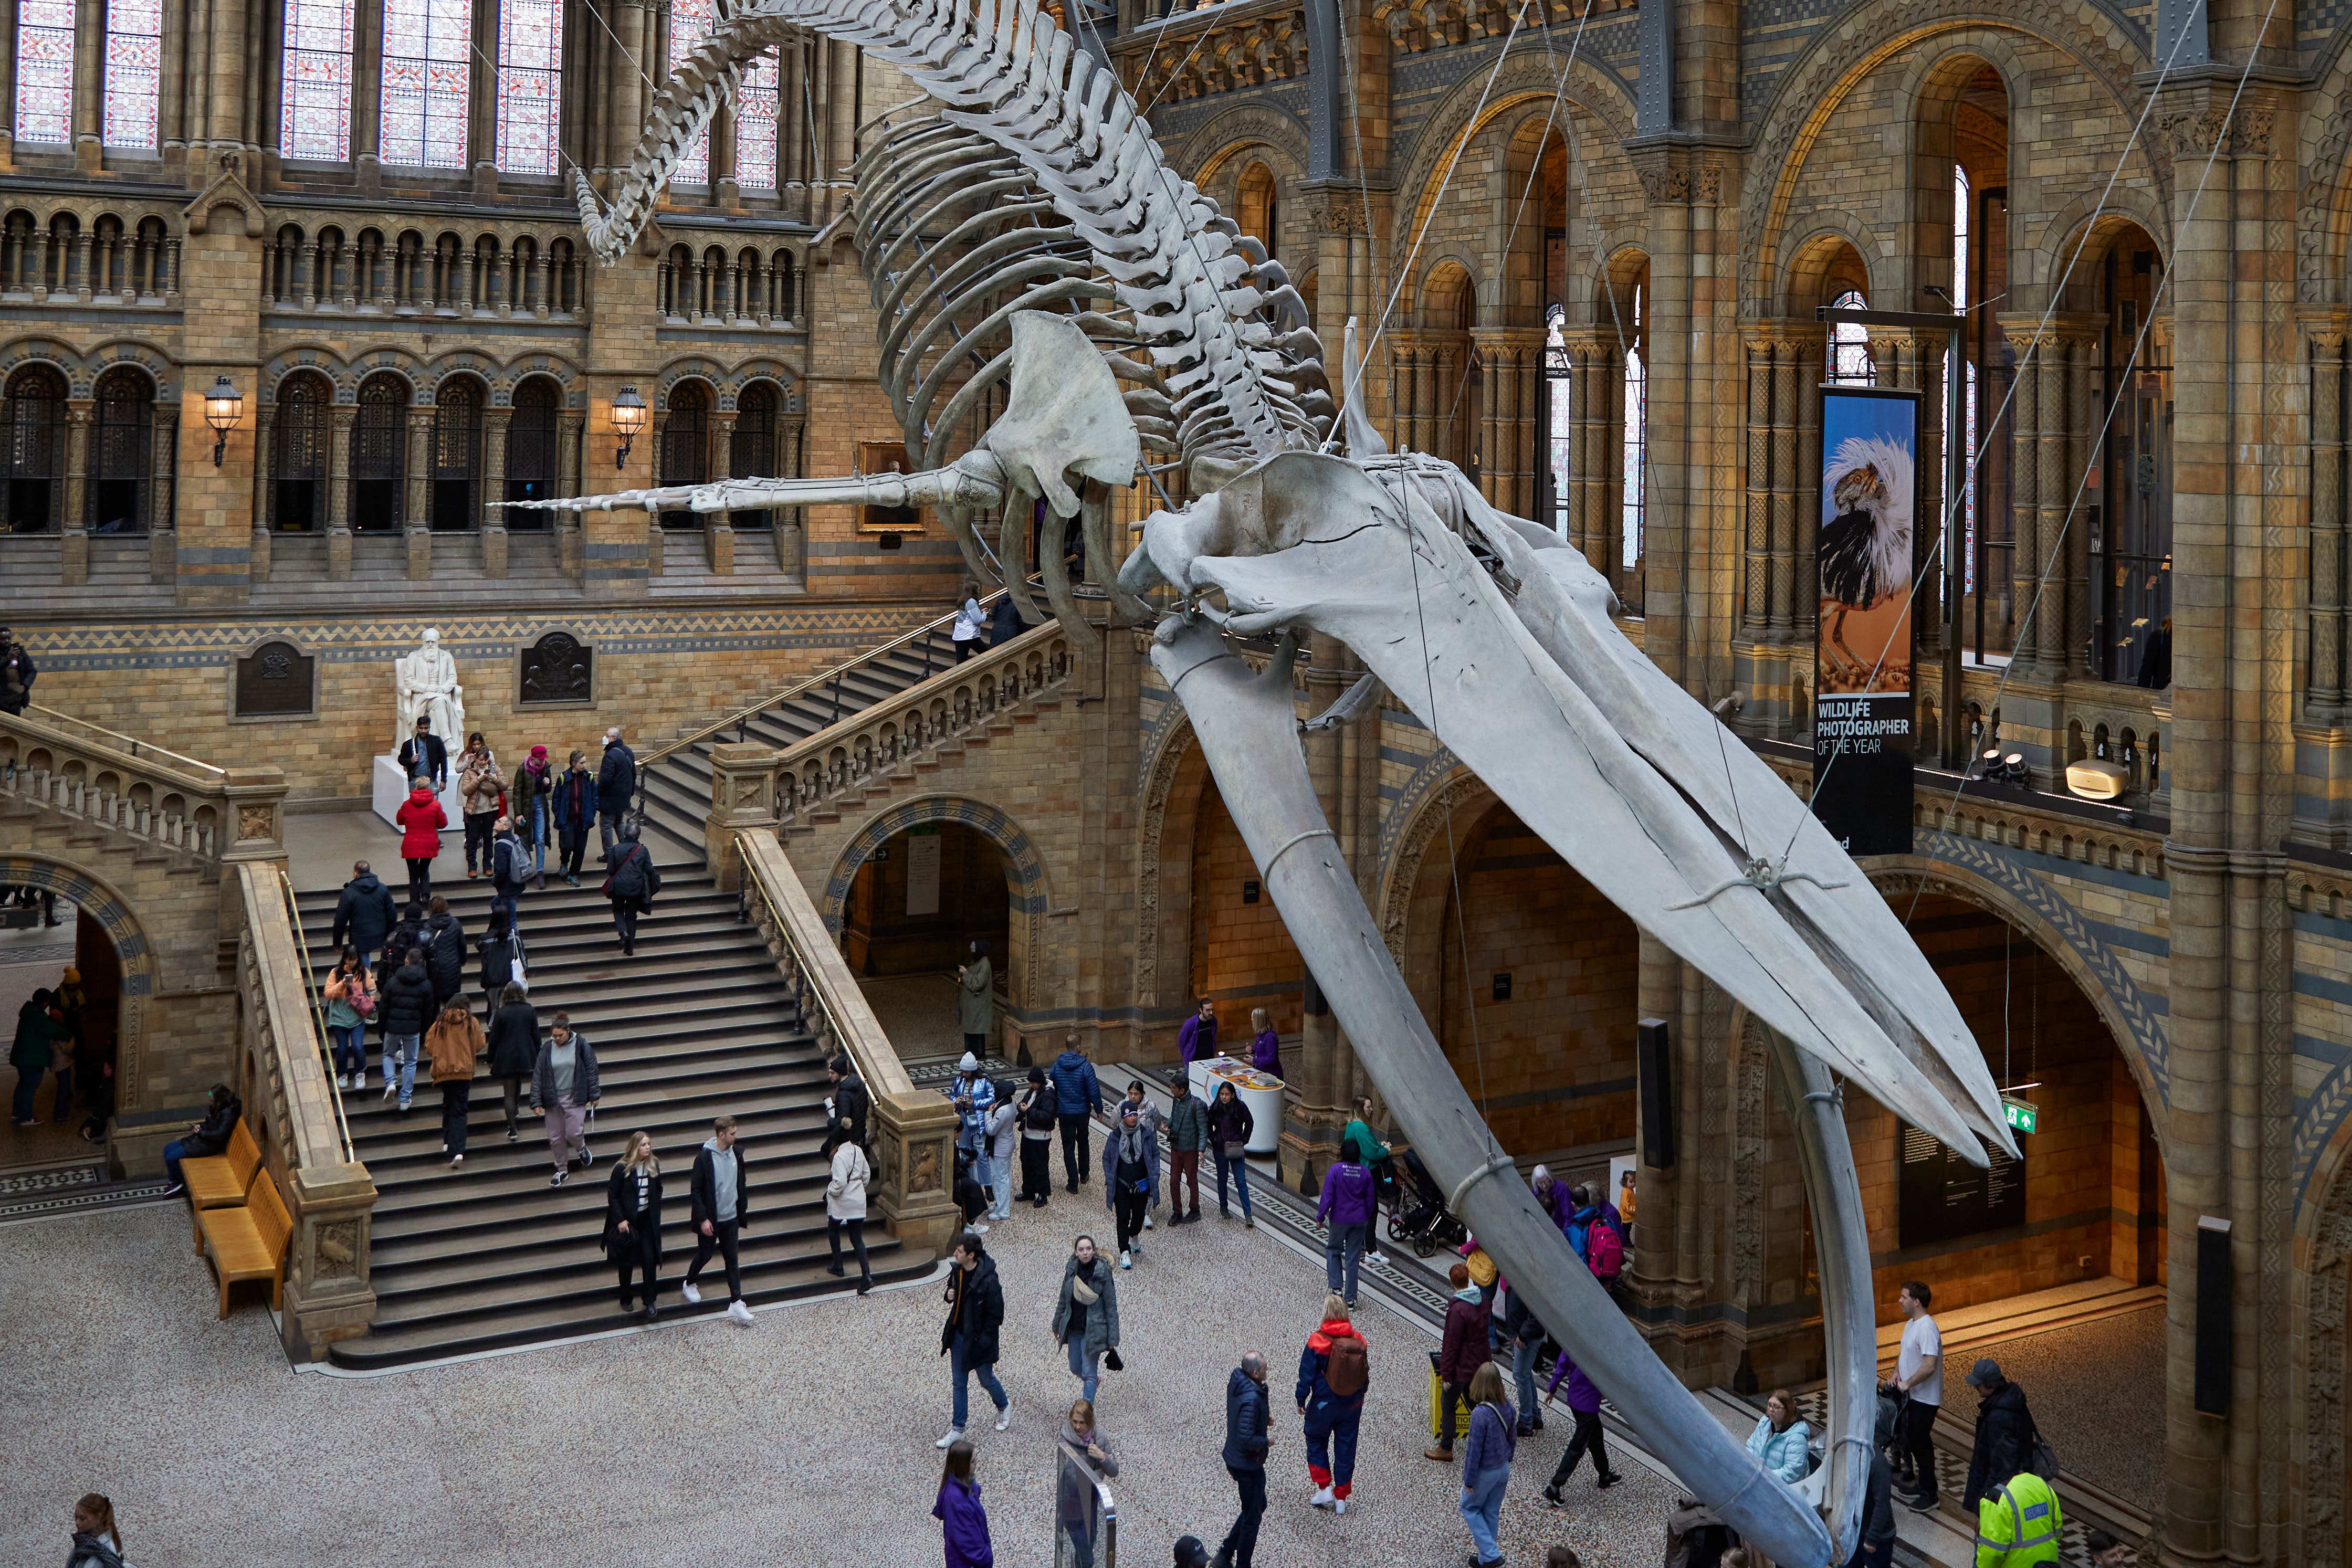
[1186,781,1305,1046]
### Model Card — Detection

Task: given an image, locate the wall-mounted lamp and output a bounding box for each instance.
[203,375,243,467]
[611,386,648,470]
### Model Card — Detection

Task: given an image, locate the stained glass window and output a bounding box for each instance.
[666,0,712,187]
[15,0,75,147]
[1828,289,1875,384]
[496,0,562,174]
[101,0,161,149]
[280,0,355,161]
[736,46,779,190]
[382,0,471,170]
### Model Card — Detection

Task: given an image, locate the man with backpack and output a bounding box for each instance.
[489,814,530,928]
[1568,1185,1625,1290]
[601,819,660,956]
[1295,1293,1370,1516]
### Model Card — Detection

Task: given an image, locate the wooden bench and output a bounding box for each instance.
[196,1167,292,1319]
[183,1117,262,1253]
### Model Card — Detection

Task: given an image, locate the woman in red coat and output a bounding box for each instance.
[395,784,447,907]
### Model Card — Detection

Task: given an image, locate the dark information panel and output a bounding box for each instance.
[1897,1125,2025,1249]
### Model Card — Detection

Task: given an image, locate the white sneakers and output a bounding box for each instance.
[1365,1249,1389,1267]
[1143,1215,1155,1230]
[993,1402,1012,1433]
[1119,1250,1133,1269]
[936,1429,964,1449]
[727,1300,755,1327]
[1334,1499,1349,1515]
[448,1153,463,1167]
[680,1282,702,1304]
[1309,1487,1335,1509]
[971,1222,991,1235]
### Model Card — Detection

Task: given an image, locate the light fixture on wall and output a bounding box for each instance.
[611,386,648,470]
[203,376,243,467]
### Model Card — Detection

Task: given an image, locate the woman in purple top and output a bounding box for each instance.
[1540,1351,1622,1502]
[934,1438,993,1568]
[1248,1007,1281,1074]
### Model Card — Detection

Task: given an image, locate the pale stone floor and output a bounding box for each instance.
[1965,1306,2164,1516]
[2,1191,1694,1568]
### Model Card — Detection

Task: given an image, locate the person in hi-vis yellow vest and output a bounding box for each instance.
[1974,1470,2064,1568]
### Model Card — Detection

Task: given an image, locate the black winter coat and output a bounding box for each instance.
[940,1255,1005,1367]
[1222,1365,1272,1470]
[424,912,466,992]
[605,840,657,905]
[378,963,438,1036]
[689,1142,751,1228]
[1964,1380,2036,1507]
[603,1162,663,1261]
[484,1001,539,1078]
[477,928,525,993]
[1207,1096,1255,1149]
[596,742,636,812]
[331,873,398,953]
[383,914,427,971]
[182,1096,241,1158]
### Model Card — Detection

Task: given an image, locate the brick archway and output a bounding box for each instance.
[0,852,158,1153]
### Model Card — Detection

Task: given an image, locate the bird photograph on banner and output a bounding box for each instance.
[1816,417,1917,694]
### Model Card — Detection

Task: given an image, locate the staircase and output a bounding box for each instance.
[633,619,966,858]
[293,872,933,1370]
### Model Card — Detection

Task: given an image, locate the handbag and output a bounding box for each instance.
[2024,1415,2059,1482]
[1103,1346,1125,1372]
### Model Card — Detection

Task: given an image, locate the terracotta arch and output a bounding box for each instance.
[1133,714,1209,1016]
[0,851,159,1146]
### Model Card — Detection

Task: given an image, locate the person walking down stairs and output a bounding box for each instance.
[484,982,537,1142]
[601,822,659,956]
[682,1114,756,1326]
[551,750,598,888]
[604,1129,665,1323]
[530,1011,601,1187]
[477,908,526,1017]
[426,1002,483,1168]
[825,1123,875,1295]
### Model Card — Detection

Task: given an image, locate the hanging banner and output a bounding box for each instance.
[905,826,943,918]
[1812,385,1919,857]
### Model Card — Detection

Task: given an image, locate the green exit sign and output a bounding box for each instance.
[2002,1097,2039,1135]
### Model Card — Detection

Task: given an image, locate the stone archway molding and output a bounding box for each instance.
[0,852,156,1118]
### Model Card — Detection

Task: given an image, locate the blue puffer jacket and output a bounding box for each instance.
[1222,1365,1271,1470]
[1748,1414,1812,1485]
[1049,1050,1101,1116]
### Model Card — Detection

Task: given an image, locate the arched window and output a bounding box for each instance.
[429,377,484,530]
[270,372,331,534]
[736,47,780,190]
[382,0,470,170]
[280,0,356,161]
[495,0,562,174]
[730,381,779,530]
[102,0,161,149]
[658,382,709,530]
[666,0,714,186]
[503,375,561,529]
[351,371,408,532]
[89,366,152,533]
[14,0,74,146]
[1828,289,1874,383]
[1235,163,1277,260]
[1620,282,1646,585]
[1544,303,1570,537]
[2,365,64,532]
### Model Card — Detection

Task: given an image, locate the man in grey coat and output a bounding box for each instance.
[958,939,993,1059]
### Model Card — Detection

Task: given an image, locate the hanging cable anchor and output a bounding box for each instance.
[1664,856,1850,911]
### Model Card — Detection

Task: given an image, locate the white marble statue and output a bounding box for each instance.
[394,628,465,753]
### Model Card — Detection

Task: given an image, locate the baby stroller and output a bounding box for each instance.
[1390,1146,1468,1257]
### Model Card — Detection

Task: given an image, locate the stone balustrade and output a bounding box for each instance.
[1116,0,1308,104]
[0,198,182,308]
[0,704,266,867]
[260,216,589,321]
[656,234,804,330]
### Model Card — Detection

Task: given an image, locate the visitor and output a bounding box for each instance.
[1539,1348,1622,1502]
[1549,1549,1583,1568]
[484,982,538,1141]
[530,1011,601,1186]
[383,900,427,973]
[1052,1233,1120,1404]
[1248,1007,1280,1074]
[1961,1359,2038,1512]
[938,1230,1010,1446]
[1105,1102,1157,1267]
[1117,1081,1161,1237]
[1847,1396,1899,1568]
[0,625,36,715]
[552,748,598,886]
[951,580,985,664]
[1617,1167,1638,1245]
[423,895,467,1012]
[160,1082,239,1196]
[1570,1183,1626,1291]
[825,1123,874,1293]
[510,743,553,890]
[1530,1164,1573,1234]
[934,1438,994,1568]
[395,775,447,907]
[954,1144,990,1229]
[1177,998,1216,1074]
[958,941,993,1060]
[324,949,376,1090]
[1049,1032,1102,1192]
[1457,1361,1518,1568]
[602,819,659,956]
[458,731,505,879]
[329,859,397,967]
[988,593,1026,649]
[826,1052,871,1150]
[476,907,526,1018]
[1017,1066,1057,1208]
[2084,1530,2127,1567]
[425,1001,482,1167]
[1216,1351,1272,1568]
[65,1493,123,1568]
[1341,1096,1392,1264]
[982,1081,1019,1222]
[377,949,436,1111]
[1295,1292,1369,1514]
[1499,1280,1545,1436]
[1973,1467,2064,1568]
[1207,1079,1255,1226]
[1317,1139,1377,1307]
[1167,1071,1208,1224]
[596,727,635,855]
[604,1128,664,1322]
[1887,1279,1943,1510]
[684,1113,755,1325]
[947,1051,996,1149]
[1060,1399,1120,1566]
[398,715,448,793]
[1747,1388,1811,1485]
[1173,1537,1210,1568]
[489,813,530,927]
[1429,1261,1493,1461]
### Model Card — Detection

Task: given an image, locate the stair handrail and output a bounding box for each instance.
[24,702,227,782]
[276,867,355,1164]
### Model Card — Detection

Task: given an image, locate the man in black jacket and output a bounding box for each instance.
[596,727,636,856]
[684,1114,754,1325]
[1215,1352,1272,1568]
[397,717,448,791]
[938,1231,1009,1445]
[1961,1357,2036,1510]
[826,1053,869,1150]
[377,949,437,1111]
[423,896,466,1010]
[0,625,35,715]
[330,861,398,964]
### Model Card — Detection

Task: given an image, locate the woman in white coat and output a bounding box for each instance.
[825,1127,874,1294]
[984,1081,1021,1221]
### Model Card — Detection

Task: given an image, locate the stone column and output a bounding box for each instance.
[1559,328,1624,583]
[352,0,384,191]
[705,413,736,573]
[60,398,90,584]
[481,407,510,577]
[149,405,176,583]
[404,411,432,580]
[1471,328,1545,518]
[703,741,778,891]
[327,407,354,580]
[70,0,99,172]
[247,412,271,582]
[1735,324,1823,734]
[556,411,585,577]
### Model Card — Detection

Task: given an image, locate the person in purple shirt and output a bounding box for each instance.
[1539,1350,1623,1503]
[1178,998,1217,1071]
[934,1439,993,1568]
[1316,1139,1379,1307]
[1529,1164,1576,1235]
[1248,1007,1281,1075]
